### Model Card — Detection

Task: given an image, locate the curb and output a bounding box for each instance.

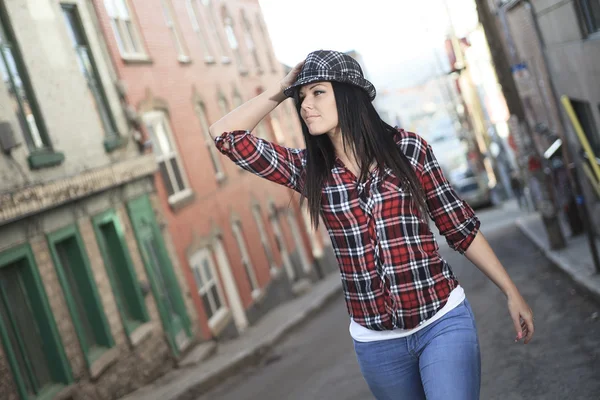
[171,282,342,400]
[516,218,600,305]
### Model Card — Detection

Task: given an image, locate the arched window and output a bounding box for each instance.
[221,7,244,70]
[256,13,276,72]
[241,10,261,71]
[195,102,225,180]
[203,0,227,61]
[185,0,211,60]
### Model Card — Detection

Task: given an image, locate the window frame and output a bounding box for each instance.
[0,5,64,169]
[103,0,147,60]
[221,6,245,72]
[241,10,261,71]
[201,0,229,63]
[195,101,225,181]
[189,248,227,327]
[160,0,190,63]
[0,243,73,400]
[576,0,600,37]
[252,205,277,271]
[61,4,124,153]
[92,209,150,337]
[47,224,115,370]
[143,110,192,205]
[231,221,260,298]
[570,98,600,157]
[255,13,276,72]
[270,113,285,144]
[185,0,213,63]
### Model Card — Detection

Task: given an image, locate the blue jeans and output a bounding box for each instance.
[353,299,481,400]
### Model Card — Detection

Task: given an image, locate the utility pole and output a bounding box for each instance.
[472,0,565,249]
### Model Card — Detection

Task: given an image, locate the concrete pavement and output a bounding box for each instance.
[119,272,343,400]
[516,212,600,303]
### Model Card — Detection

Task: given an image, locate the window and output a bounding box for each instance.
[143,111,191,202]
[47,225,114,368]
[161,0,189,62]
[195,102,225,179]
[270,114,285,144]
[0,11,51,152]
[185,0,212,61]
[232,89,243,108]
[217,93,229,117]
[0,244,72,400]
[201,0,228,62]
[241,10,261,71]
[570,98,600,155]
[254,122,269,140]
[256,14,276,72]
[221,7,244,70]
[252,205,276,271]
[62,5,122,152]
[577,0,600,36]
[92,210,149,335]
[104,0,146,58]
[231,221,260,297]
[189,249,226,321]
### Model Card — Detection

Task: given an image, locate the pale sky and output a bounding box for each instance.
[258,0,479,90]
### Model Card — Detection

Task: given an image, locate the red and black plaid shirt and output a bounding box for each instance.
[215,128,480,330]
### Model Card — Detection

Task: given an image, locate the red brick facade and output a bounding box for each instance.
[92,0,318,339]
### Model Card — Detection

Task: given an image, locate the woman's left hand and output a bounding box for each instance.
[507,292,534,344]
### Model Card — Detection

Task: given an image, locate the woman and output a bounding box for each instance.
[209,50,534,400]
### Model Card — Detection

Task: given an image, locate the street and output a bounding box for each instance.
[198,203,600,400]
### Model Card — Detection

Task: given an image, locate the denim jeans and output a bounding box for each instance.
[353,298,481,400]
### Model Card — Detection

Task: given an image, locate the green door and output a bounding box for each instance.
[127,195,191,356]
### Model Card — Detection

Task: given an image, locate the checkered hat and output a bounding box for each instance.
[283,50,376,101]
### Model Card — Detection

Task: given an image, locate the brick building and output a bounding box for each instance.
[92,0,327,345]
[0,1,200,399]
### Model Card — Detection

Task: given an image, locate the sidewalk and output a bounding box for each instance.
[516,213,600,303]
[120,272,342,400]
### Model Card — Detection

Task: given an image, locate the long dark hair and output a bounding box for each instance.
[294,81,428,229]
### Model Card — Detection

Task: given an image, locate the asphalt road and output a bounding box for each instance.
[198,204,600,399]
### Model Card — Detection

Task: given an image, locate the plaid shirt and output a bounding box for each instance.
[215,128,480,330]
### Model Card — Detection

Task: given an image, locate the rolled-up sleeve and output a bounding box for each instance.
[419,140,481,254]
[214,130,306,193]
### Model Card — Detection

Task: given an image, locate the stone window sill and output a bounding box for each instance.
[178,55,192,64]
[586,31,600,41]
[89,347,120,380]
[129,321,155,347]
[122,54,152,64]
[168,188,195,211]
[208,308,232,336]
[39,384,76,400]
[104,135,129,153]
[251,288,265,304]
[216,171,227,184]
[28,150,65,170]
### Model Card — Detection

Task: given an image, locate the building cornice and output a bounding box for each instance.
[0,154,157,226]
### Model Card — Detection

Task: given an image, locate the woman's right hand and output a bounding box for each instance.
[279,60,305,93]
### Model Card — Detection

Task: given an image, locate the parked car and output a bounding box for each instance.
[449,170,493,209]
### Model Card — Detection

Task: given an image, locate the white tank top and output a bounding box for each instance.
[350,286,466,342]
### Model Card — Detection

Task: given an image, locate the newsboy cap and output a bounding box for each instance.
[283,50,376,101]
